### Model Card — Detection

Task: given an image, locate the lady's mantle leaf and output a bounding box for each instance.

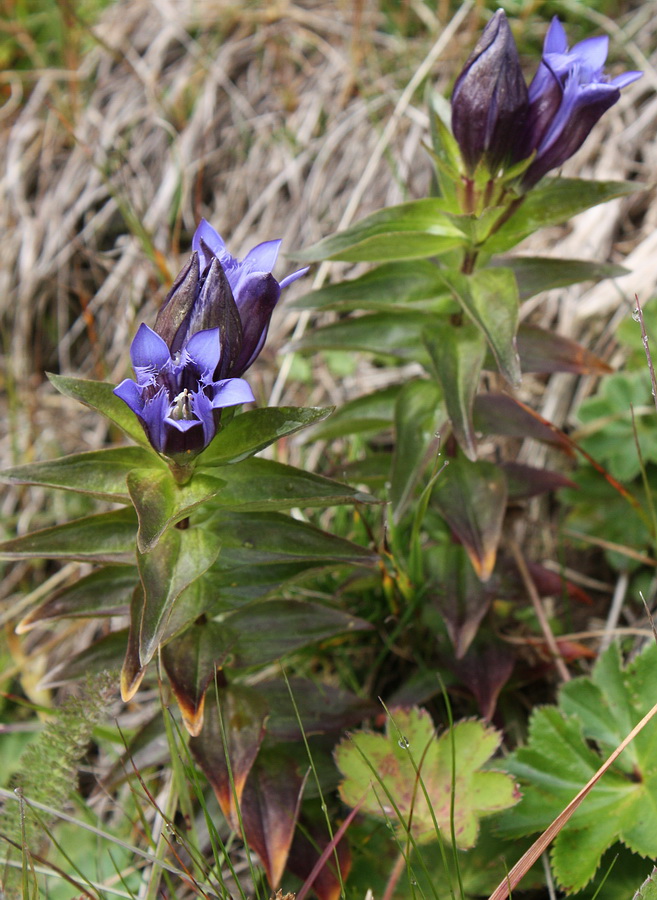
[335,707,518,849]
[497,643,657,893]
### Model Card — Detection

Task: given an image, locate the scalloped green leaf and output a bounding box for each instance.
[197,406,333,467]
[0,509,137,564]
[497,643,657,893]
[47,374,151,448]
[335,707,519,848]
[0,446,159,502]
[295,199,466,263]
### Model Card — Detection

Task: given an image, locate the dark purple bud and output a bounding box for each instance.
[188,257,244,380]
[451,10,529,175]
[153,252,200,353]
[231,272,281,376]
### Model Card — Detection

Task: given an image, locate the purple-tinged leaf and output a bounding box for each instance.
[0,508,137,565]
[451,644,515,720]
[121,586,146,702]
[189,686,268,824]
[287,815,352,900]
[517,324,613,375]
[428,543,496,657]
[525,560,592,606]
[424,322,486,461]
[239,748,306,888]
[474,394,573,455]
[433,455,507,582]
[17,566,137,632]
[138,527,220,665]
[127,468,226,553]
[41,630,128,688]
[502,461,576,500]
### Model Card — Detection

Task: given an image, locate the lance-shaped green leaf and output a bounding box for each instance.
[17,566,138,632]
[189,686,268,825]
[493,256,628,301]
[127,468,226,553]
[138,526,220,665]
[295,199,466,263]
[484,178,640,255]
[439,268,520,385]
[502,462,576,501]
[239,747,306,888]
[302,385,401,443]
[516,324,613,375]
[294,311,431,363]
[424,322,486,461]
[42,630,128,687]
[289,260,453,313]
[335,707,519,848]
[0,446,158,503]
[0,508,137,564]
[206,511,374,566]
[201,458,376,511]
[47,373,151,448]
[197,406,333,467]
[391,379,445,522]
[432,455,507,582]
[498,642,657,893]
[121,586,147,701]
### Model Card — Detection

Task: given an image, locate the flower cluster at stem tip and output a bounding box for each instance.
[114,221,308,462]
[451,10,642,189]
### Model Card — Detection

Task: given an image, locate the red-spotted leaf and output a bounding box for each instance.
[127,467,226,553]
[189,686,268,825]
[138,526,220,665]
[433,455,507,581]
[335,707,519,848]
[239,747,306,888]
[517,325,612,375]
[439,268,520,386]
[17,566,137,632]
[424,322,486,461]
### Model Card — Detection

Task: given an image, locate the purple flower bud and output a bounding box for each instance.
[154,220,308,378]
[519,17,642,187]
[114,324,255,461]
[451,10,529,175]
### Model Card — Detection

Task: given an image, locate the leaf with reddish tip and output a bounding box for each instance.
[433,455,507,581]
[427,543,495,657]
[286,814,352,900]
[502,462,576,501]
[516,325,612,375]
[161,622,233,735]
[473,394,573,455]
[189,686,268,823]
[239,747,306,888]
[138,527,220,666]
[439,268,521,386]
[424,322,486,461]
[122,586,146,702]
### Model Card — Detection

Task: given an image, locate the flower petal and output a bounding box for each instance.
[279,266,310,290]
[612,70,643,89]
[569,35,608,73]
[242,239,282,274]
[192,219,227,265]
[130,324,171,371]
[140,388,171,454]
[210,378,255,409]
[114,378,145,416]
[543,16,568,54]
[185,327,222,376]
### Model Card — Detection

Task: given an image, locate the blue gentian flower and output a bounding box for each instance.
[451,9,529,175]
[519,16,642,187]
[154,220,308,378]
[114,323,254,460]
